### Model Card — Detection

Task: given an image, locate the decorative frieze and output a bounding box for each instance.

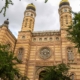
[32,31,60,37]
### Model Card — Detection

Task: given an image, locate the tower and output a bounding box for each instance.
[14,3,36,76]
[59,0,72,41]
[21,3,36,32]
[59,0,72,29]
[59,0,73,63]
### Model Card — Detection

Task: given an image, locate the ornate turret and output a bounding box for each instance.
[21,3,36,32]
[59,0,72,29]
[26,3,36,11]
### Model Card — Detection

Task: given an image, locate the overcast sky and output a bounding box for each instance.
[0,0,80,38]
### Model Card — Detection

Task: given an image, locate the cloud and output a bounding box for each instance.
[0,0,80,38]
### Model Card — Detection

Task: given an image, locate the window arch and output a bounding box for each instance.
[39,70,46,80]
[25,19,28,27]
[70,73,75,80]
[29,19,32,28]
[6,44,10,50]
[39,38,42,41]
[65,15,68,24]
[61,16,63,26]
[17,48,24,60]
[67,47,74,61]
[6,42,11,51]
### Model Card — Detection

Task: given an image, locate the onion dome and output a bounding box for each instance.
[59,0,70,7]
[26,3,36,11]
[1,19,9,28]
[4,19,9,25]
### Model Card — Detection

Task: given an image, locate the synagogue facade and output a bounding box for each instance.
[0,0,80,80]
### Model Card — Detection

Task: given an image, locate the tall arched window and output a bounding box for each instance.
[17,48,24,60]
[67,47,74,61]
[70,73,75,80]
[65,15,68,24]
[29,20,32,28]
[61,17,63,26]
[6,43,11,51]
[25,19,28,27]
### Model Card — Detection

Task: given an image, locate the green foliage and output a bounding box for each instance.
[0,0,13,16]
[0,0,48,17]
[45,0,48,3]
[0,44,27,80]
[66,12,80,53]
[41,63,71,80]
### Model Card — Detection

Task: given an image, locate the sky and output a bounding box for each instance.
[0,0,80,38]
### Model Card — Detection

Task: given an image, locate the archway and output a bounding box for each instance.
[39,70,46,80]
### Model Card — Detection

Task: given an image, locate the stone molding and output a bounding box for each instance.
[32,31,60,37]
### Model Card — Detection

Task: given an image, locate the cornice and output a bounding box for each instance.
[32,30,60,37]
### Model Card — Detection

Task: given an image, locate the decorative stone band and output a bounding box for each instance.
[32,30,60,37]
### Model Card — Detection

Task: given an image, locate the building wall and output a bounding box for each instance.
[0,1,80,80]
[0,26,16,51]
[26,33,80,80]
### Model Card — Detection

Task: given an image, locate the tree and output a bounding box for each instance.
[0,0,48,16]
[40,63,71,80]
[66,12,80,53]
[0,44,28,80]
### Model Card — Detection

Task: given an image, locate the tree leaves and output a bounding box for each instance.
[45,0,48,3]
[41,63,71,80]
[0,0,13,16]
[67,12,80,53]
[0,44,27,80]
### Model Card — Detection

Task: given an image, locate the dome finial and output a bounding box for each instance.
[59,0,69,7]
[26,3,36,11]
[4,18,9,25]
[60,0,69,4]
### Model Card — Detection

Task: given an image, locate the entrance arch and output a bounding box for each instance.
[35,67,46,80]
[39,70,46,80]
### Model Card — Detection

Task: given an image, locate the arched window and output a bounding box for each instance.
[39,70,46,80]
[65,15,68,24]
[22,35,25,39]
[6,43,11,50]
[61,17,63,26]
[44,38,47,41]
[25,19,28,27]
[29,20,32,28]
[49,37,52,41]
[17,48,24,60]
[33,38,36,41]
[56,37,59,40]
[39,38,42,41]
[70,73,75,80]
[31,13,33,16]
[67,47,74,61]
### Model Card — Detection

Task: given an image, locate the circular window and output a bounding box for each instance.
[39,47,51,59]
